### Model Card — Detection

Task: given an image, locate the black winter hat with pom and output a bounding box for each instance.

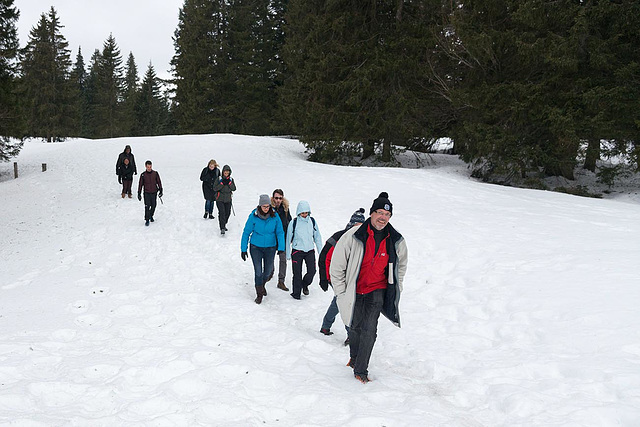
[370,192,392,215]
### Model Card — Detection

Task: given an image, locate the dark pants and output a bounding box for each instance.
[216,201,232,230]
[143,192,157,220]
[322,294,349,333]
[276,251,287,281]
[249,244,276,288]
[122,179,132,195]
[350,288,385,377]
[291,249,316,298]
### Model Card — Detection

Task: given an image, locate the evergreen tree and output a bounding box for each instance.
[20,7,74,142]
[171,0,221,134]
[83,49,102,138]
[94,34,124,138]
[68,47,86,137]
[133,63,168,136]
[282,0,441,164]
[122,51,139,135]
[0,0,22,159]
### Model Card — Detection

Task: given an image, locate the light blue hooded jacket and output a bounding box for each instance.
[286,200,323,260]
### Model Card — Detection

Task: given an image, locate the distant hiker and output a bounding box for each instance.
[213,164,236,235]
[116,144,137,179]
[330,192,408,383]
[137,160,163,227]
[286,200,322,300]
[241,194,285,304]
[200,159,220,219]
[118,157,135,198]
[271,189,292,291]
[318,208,366,343]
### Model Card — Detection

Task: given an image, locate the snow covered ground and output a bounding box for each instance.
[1,135,639,426]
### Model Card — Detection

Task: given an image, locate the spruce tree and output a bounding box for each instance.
[20,7,74,142]
[83,49,102,138]
[0,0,22,159]
[122,51,139,135]
[94,34,124,138]
[133,63,168,136]
[69,47,86,137]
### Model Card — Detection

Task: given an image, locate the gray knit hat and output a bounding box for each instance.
[258,194,270,206]
[346,208,366,229]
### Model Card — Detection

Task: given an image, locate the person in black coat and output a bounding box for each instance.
[200,159,220,219]
[118,157,135,198]
[116,145,137,176]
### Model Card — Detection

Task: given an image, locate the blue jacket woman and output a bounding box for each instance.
[241,194,285,304]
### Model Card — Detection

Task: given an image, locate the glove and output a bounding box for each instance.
[158,189,163,197]
[241,252,248,261]
[118,176,122,184]
[319,280,329,292]
[138,194,142,201]
[277,250,284,255]
[222,177,231,185]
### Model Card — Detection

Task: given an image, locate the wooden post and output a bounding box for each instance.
[42,163,47,172]
[13,162,18,179]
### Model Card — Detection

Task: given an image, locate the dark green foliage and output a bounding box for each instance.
[133,64,169,136]
[93,34,124,138]
[0,0,22,159]
[121,52,140,135]
[281,0,443,164]
[19,7,75,142]
[68,47,86,137]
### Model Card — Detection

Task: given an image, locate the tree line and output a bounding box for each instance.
[2,0,639,184]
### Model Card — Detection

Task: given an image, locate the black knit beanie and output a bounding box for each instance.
[369,192,392,215]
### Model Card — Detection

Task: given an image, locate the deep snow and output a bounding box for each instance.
[1,135,639,426]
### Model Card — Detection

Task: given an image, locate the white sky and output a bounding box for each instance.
[14,0,185,80]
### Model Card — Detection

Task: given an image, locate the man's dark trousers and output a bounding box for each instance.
[144,192,157,220]
[350,288,385,377]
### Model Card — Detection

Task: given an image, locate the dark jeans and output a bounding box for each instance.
[291,249,316,298]
[122,179,132,195]
[217,201,232,230]
[249,244,276,288]
[350,288,385,377]
[205,199,215,214]
[143,192,157,220]
[321,294,349,333]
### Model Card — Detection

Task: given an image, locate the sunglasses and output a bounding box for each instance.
[274,196,283,200]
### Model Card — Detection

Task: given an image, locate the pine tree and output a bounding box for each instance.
[171,0,221,134]
[121,51,139,135]
[20,7,74,142]
[68,47,86,137]
[83,49,102,138]
[94,34,124,138]
[133,63,168,136]
[0,0,22,159]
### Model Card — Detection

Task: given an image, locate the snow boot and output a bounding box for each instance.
[255,286,265,304]
[204,212,208,219]
[320,328,333,336]
[150,217,154,222]
[121,193,125,198]
[209,213,215,219]
[261,285,267,296]
[277,280,289,291]
[145,220,150,226]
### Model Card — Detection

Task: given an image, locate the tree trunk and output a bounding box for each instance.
[583,138,600,172]
[362,139,375,160]
[381,139,391,162]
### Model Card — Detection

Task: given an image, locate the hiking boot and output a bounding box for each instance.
[354,373,371,384]
[261,285,267,296]
[221,229,225,235]
[344,337,350,346]
[145,220,150,226]
[277,280,289,291]
[121,193,125,198]
[150,217,154,222]
[302,286,309,296]
[257,285,267,297]
[255,286,265,304]
[209,213,214,219]
[128,194,132,198]
[320,328,333,336]
[346,358,355,368]
[204,212,208,219]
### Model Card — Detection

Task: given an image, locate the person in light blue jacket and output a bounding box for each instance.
[241,194,285,304]
[286,200,322,300]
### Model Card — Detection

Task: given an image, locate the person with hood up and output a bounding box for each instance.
[200,159,220,219]
[213,164,236,235]
[241,194,285,304]
[116,145,137,177]
[330,192,408,383]
[286,200,323,300]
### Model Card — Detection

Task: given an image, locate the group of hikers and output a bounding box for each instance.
[115,145,408,384]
